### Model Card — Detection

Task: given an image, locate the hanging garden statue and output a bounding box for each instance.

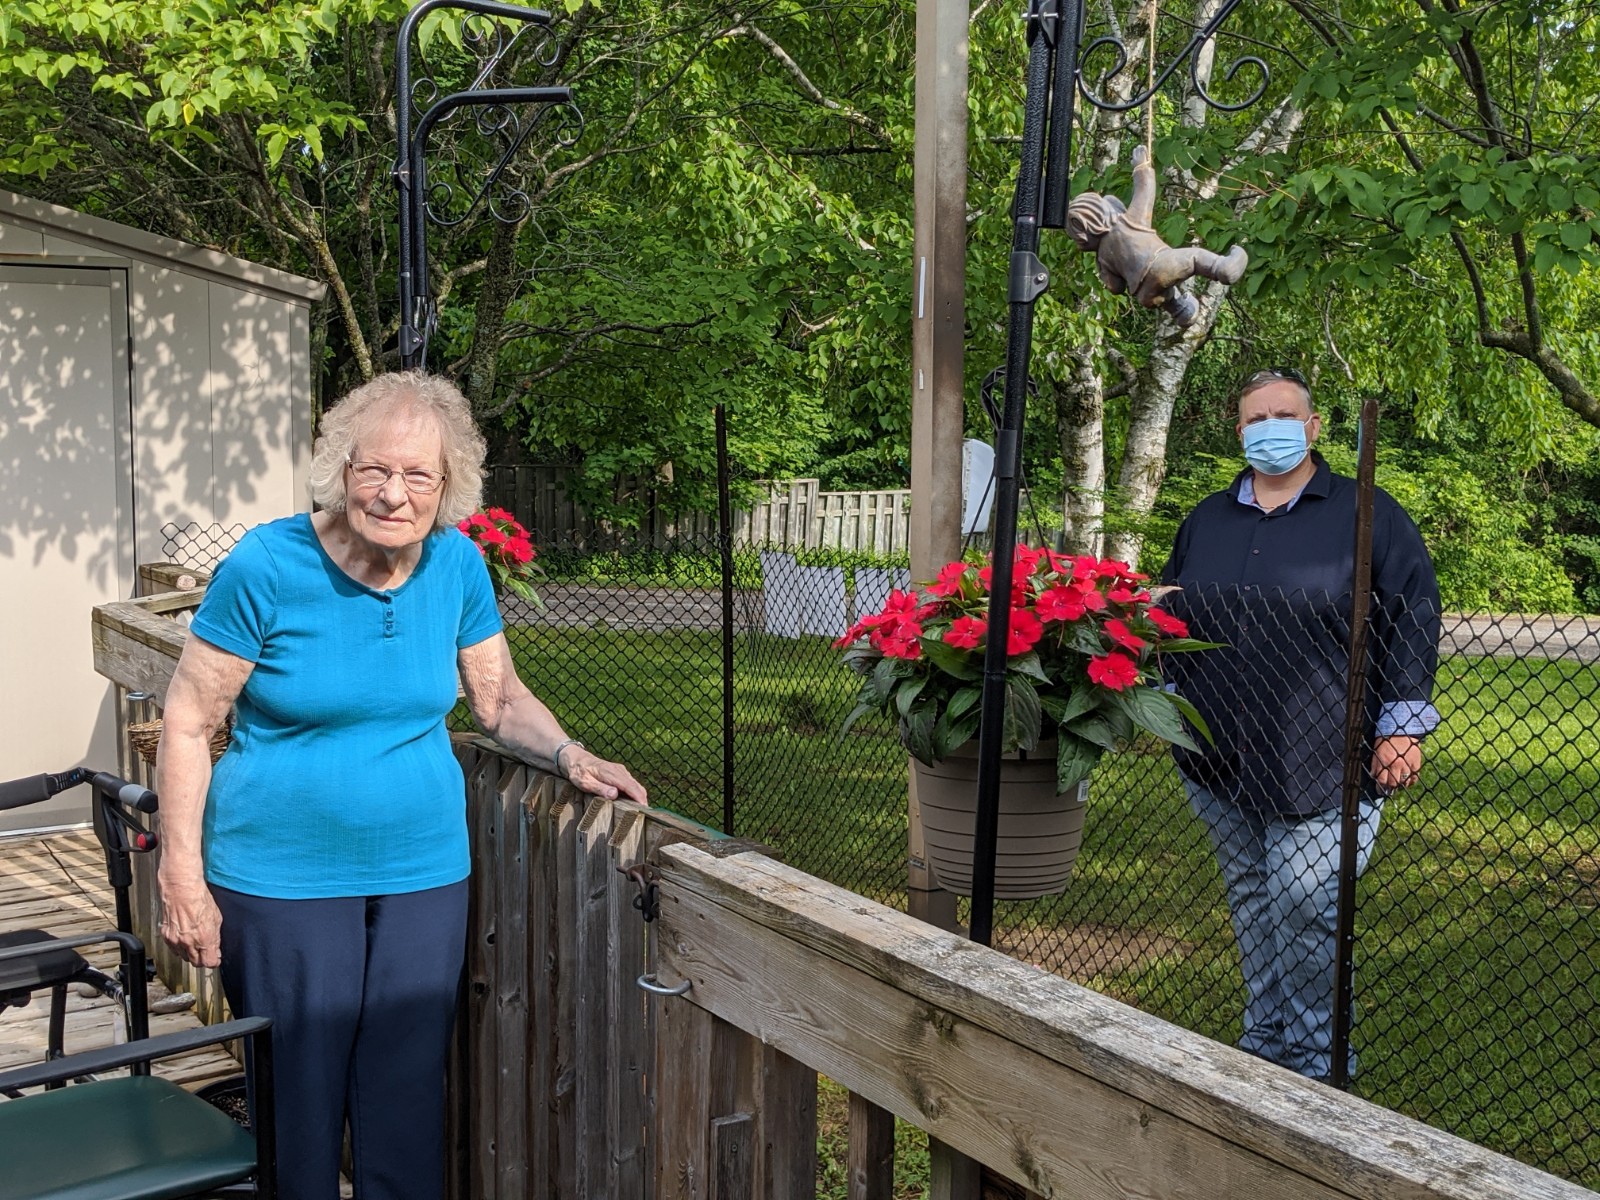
[1066,146,1248,327]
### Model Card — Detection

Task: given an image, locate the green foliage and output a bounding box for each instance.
[0,0,394,174]
[1320,445,1578,612]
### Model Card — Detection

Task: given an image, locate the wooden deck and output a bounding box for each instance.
[0,827,239,1087]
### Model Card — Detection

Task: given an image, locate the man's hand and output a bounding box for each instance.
[1371,735,1423,792]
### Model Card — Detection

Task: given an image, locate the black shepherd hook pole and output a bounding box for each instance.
[1331,395,1380,1088]
[969,0,1267,947]
[968,0,1084,948]
[393,0,577,370]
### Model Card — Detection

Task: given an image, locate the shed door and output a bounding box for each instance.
[0,266,133,833]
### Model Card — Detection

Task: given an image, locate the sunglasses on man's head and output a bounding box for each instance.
[1242,366,1308,390]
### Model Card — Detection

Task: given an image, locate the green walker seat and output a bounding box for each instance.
[0,1015,276,1200]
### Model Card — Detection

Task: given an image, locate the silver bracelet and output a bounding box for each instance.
[552,738,584,779]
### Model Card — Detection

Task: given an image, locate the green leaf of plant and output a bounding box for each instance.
[946,685,983,720]
[1055,734,1101,793]
[895,675,928,718]
[1162,690,1215,746]
[920,637,982,681]
[1008,650,1050,684]
[1058,686,1098,726]
[1460,181,1491,213]
[1066,713,1116,750]
[902,707,936,766]
[1119,687,1200,752]
[1004,678,1043,753]
[933,709,980,760]
[1152,637,1226,654]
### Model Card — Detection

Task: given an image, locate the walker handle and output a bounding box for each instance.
[0,770,88,811]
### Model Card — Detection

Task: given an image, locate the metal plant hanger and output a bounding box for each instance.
[967,0,1271,948]
[393,0,583,368]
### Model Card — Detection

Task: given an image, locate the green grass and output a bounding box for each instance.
[479,624,1599,1189]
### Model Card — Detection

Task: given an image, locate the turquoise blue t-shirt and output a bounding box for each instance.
[190,514,503,898]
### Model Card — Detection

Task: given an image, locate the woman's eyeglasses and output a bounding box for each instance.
[345,456,446,494]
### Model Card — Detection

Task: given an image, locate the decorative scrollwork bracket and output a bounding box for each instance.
[1076,0,1269,115]
[393,0,582,368]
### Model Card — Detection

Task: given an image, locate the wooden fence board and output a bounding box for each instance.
[527,774,560,1200]
[551,785,582,1200]
[608,808,651,1200]
[575,797,615,1200]
[465,752,501,1196]
[847,1092,894,1200]
[493,760,532,1200]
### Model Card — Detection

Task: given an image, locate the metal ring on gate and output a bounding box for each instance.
[636,972,692,997]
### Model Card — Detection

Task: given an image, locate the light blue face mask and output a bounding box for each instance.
[1241,416,1311,475]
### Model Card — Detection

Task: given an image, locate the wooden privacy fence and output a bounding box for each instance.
[485,466,914,555]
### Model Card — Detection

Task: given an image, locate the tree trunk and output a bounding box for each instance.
[462,218,523,409]
[1054,332,1107,557]
[1104,287,1225,566]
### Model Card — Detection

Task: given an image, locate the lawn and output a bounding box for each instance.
[480,623,1599,1190]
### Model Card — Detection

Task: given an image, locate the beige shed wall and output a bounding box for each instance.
[126,261,312,564]
[0,195,320,829]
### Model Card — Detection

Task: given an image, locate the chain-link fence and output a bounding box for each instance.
[160,522,246,573]
[491,528,915,906]
[161,505,1597,1185]
[484,521,1597,1187]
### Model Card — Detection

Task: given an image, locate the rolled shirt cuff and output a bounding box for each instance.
[1376,700,1441,739]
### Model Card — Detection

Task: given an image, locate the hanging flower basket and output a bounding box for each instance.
[913,739,1087,899]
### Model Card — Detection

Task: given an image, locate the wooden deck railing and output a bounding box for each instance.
[92,582,1593,1200]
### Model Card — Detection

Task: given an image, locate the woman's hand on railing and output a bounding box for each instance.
[565,749,648,806]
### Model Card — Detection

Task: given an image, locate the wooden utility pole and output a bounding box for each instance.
[908,0,970,940]
[911,4,976,1197]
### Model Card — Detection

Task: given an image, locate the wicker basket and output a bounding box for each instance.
[128,718,232,768]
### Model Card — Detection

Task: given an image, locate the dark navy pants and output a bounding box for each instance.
[213,880,469,1200]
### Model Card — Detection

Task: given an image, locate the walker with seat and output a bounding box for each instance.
[0,768,277,1199]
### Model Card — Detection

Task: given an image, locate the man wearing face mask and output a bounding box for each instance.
[1158,367,1441,1084]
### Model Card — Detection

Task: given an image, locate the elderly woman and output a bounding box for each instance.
[156,371,645,1200]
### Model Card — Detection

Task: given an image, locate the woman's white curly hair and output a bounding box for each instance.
[307,371,487,530]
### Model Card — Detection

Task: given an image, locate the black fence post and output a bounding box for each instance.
[716,404,737,835]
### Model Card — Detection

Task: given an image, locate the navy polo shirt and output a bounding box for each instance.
[1158,453,1441,816]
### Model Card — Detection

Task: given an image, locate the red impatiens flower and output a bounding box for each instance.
[1107,585,1151,606]
[927,561,972,598]
[1087,652,1140,690]
[872,619,924,650]
[1007,607,1044,654]
[1036,586,1087,623]
[877,633,922,660]
[484,507,514,523]
[1073,579,1108,611]
[1013,544,1042,577]
[505,537,535,565]
[1147,607,1189,637]
[944,616,987,649]
[480,526,508,546]
[975,564,1028,606]
[1104,618,1148,654]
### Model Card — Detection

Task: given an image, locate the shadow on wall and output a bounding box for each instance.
[129,272,296,558]
[0,273,124,592]
[0,266,299,590]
